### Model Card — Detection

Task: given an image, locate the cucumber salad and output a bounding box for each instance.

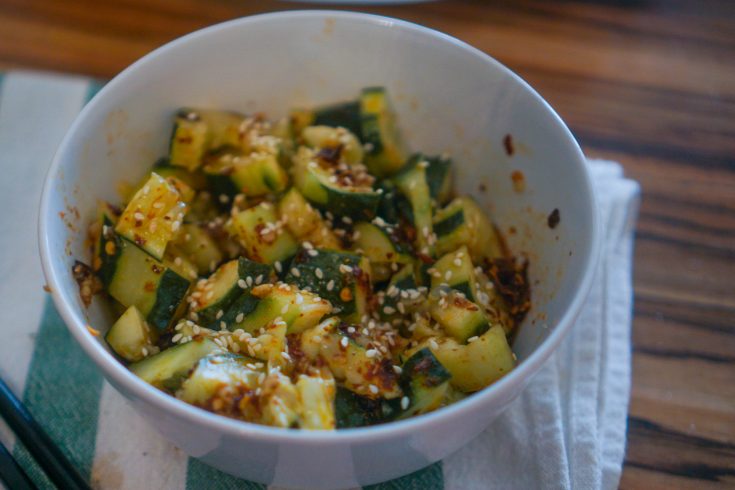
[82,87,530,429]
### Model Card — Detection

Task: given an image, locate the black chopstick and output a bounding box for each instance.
[0,377,90,490]
[0,440,36,490]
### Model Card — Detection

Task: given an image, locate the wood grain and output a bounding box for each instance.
[1,0,733,487]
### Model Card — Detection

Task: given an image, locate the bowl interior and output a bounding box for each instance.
[42,12,595,412]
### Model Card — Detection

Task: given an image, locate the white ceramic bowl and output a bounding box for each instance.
[39,11,599,489]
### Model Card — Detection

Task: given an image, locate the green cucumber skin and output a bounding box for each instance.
[313,100,362,140]
[197,258,273,328]
[238,257,273,284]
[334,387,400,428]
[98,215,122,288]
[221,293,260,330]
[434,209,465,237]
[360,87,387,156]
[285,249,364,316]
[403,153,452,204]
[325,191,380,222]
[361,114,383,155]
[375,181,400,224]
[400,348,451,391]
[205,174,240,204]
[147,269,190,331]
[451,281,475,302]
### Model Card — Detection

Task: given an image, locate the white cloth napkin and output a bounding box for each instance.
[0,70,639,490]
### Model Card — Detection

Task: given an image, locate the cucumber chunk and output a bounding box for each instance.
[430,246,479,301]
[394,164,434,256]
[296,373,336,430]
[292,147,380,221]
[360,87,407,177]
[404,153,452,205]
[190,257,273,327]
[227,202,298,264]
[428,326,515,392]
[115,173,188,261]
[203,150,288,198]
[229,283,331,335]
[285,249,371,322]
[428,286,489,343]
[105,305,156,362]
[130,338,222,391]
[177,353,263,418]
[107,237,191,331]
[352,222,411,283]
[434,196,505,261]
[397,348,451,418]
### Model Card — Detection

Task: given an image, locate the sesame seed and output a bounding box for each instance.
[220,321,227,330]
[205,291,214,300]
[274,261,282,273]
[172,221,181,232]
[235,313,245,323]
[383,306,396,315]
[467,336,479,343]
[369,384,379,394]
[340,337,348,348]
[246,276,254,287]
[281,352,291,361]
[172,333,183,342]
[141,347,148,356]
[397,302,406,314]
[133,212,145,221]
[342,216,353,224]
[303,241,314,249]
[216,310,224,319]
[281,303,289,314]
[291,268,301,277]
[174,257,182,266]
[445,270,453,281]
[347,326,356,334]
[296,293,304,304]
[454,258,463,267]
[326,280,335,291]
[255,274,264,284]
[366,349,378,358]
[238,279,247,289]
[315,268,324,279]
[193,325,201,335]
[339,264,353,274]
[401,396,410,410]
[219,194,229,203]
[429,339,439,350]
[393,365,403,374]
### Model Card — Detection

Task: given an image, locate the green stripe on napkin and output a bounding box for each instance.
[187,458,266,490]
[365,463,443,490]
[13,299,104,488]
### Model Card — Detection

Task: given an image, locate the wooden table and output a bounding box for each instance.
[1,0,733,487]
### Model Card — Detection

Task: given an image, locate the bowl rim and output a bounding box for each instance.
[39,9,601,444]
